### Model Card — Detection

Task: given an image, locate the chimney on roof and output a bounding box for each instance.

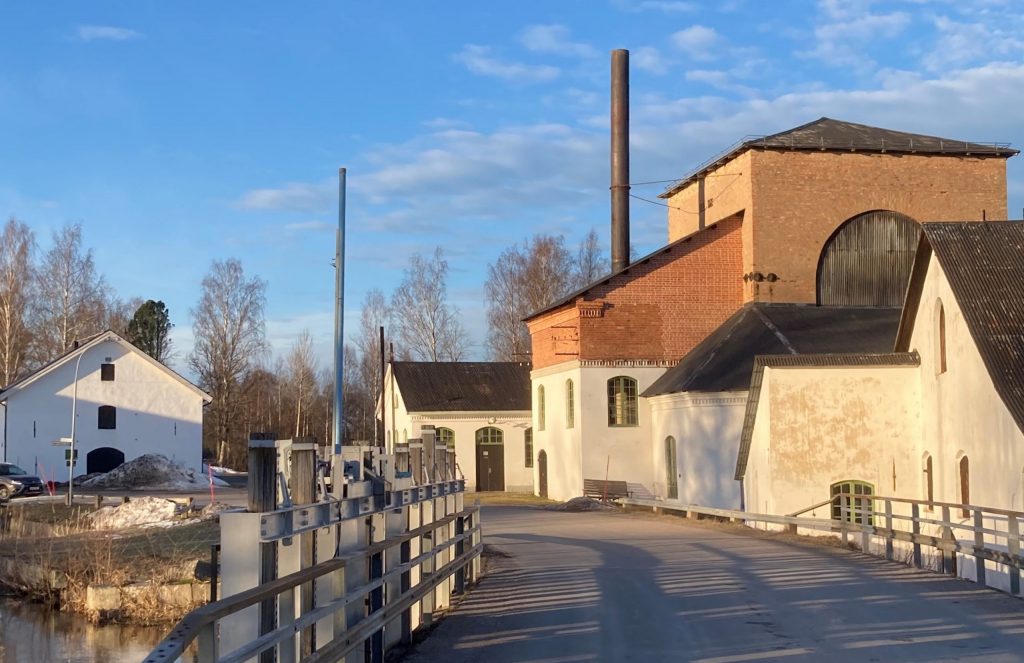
[611,49,630,273]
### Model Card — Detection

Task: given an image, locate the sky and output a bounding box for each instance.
[2,1,1023,377]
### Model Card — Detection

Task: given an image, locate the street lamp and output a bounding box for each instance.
[66,348,88,506]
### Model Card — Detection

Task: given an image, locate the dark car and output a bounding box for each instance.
[0,463,45,499]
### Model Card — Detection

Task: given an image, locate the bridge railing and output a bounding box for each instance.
[145,434,483,663]
[621,493,1024,596]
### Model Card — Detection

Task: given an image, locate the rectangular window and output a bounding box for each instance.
[831,481,874,525]
[101,363,115,381]
[98,405,117,430]
[565,380,575,429]
[525,428,534,468]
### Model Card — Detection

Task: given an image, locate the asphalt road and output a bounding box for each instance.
[405,505,1024,663]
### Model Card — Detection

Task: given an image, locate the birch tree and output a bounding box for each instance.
[391,248,468,361]
[0,219,35,386]
[286,329,317,437]
[573,228,607,288]
[188,259,267,466]
[32,223,107,361]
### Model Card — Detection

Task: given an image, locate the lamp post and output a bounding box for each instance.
[66,349,87,506]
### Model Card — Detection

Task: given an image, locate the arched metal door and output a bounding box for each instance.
[817,210,920,306]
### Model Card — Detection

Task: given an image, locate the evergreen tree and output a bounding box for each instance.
[126,299,173,363]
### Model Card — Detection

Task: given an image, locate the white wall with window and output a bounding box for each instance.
[531,362,666,502]
[0,331,210,479]
[648,390,745,508]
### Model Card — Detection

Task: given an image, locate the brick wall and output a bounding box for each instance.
[749,150,1008,303]
[527,215,744,370]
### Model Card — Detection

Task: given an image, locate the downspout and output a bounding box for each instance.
[1,400,7,462]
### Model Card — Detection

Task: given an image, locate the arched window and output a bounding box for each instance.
[565,379,575,429]
[923,453,934,511]
[936,300,947,375]
[959,455,970,517]
[665,436,678,500]
[524,428,533,468]
[817,210,920,306]
[98,405,116,430]
[607,376,638,427]
[830,480,874,525]
[437,427,455,449]
[475,427,503,445]
[537,385,546,431]
[402,428,407,443]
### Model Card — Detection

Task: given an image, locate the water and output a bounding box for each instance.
[0,596,189,663]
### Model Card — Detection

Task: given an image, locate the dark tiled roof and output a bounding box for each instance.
[898,221,1024,433]
[661,117,1017,198]
[642,304,903,397]
[393,362,531,413]
[734,352,921,480]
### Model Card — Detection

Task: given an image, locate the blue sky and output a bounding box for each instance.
[3,1,1023,375]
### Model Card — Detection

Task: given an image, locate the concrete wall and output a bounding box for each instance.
[743,365,922,518]
[532,362,665,502]
[1,339,205,478]
[648,391,745,508]
[908,257,1024,512]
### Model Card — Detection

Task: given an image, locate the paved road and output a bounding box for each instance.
[406,505,1024,663]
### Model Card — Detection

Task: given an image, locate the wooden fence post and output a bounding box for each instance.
[974,509,987,586]
[291,438,317,657]
[911,503,922,568]
[884,500,894,561]
[941,505,954,575]
[1008,515,1021,595]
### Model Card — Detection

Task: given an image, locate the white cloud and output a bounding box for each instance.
[632,46,669,74]
[77,25,143,42]
[520,24,597,58]
[453,45,560,83]
[612,0,697,13]
[805,7,910,68]
[671,26,722,60]
[922,16,1024,71]
[284,220,332,232]
[238,181,334,213]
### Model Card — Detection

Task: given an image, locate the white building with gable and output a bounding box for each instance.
[0,330,211,481]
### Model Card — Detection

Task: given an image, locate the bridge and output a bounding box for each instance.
[145,437,1024,662]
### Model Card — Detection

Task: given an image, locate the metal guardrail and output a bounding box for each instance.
[144,505,482,663]
[622,492,1024,595]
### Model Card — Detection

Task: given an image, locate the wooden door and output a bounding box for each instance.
[475,427,505,491]
[538,450,548,499]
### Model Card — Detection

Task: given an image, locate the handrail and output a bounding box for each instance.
[787,499,832,517]
[144,505,480,663]
[624,493,1024,596]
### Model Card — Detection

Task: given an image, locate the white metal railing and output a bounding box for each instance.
[622,493,1024,595]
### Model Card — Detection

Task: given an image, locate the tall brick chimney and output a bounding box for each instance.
[611,49,630,273]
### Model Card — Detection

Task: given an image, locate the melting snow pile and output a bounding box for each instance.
[544,497,618,512]
[89,496,183,529]
[82,454,218,490]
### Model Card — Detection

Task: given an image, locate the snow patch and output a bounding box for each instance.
[82,454,215,490]
[89,496,182,529]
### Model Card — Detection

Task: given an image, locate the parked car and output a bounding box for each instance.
[0,463,45,499]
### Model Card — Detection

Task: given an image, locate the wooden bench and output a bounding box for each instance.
[583,479,630,502]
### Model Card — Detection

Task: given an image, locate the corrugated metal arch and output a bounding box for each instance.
[817,210,921,306]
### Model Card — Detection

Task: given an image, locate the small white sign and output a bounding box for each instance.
[51,437,73,447]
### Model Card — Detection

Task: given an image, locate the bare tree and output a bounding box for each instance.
[188,259,268,466]
[286,329,318,437]
[573,228,607,288]
[391,248,469,361]
[0,219,35,386]
[484,234,574,360]
[31,223,107,362]
[353,289,389,443]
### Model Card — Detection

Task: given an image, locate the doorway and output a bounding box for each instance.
[475,427,505,491]
[87,447,125,474]
[538,450,548,499]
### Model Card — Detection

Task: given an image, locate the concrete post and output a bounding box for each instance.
[247,433,278,663]
[291,438,317,657]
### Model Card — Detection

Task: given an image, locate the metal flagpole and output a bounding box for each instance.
[333,168,346,454]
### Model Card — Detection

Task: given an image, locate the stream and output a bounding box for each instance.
[0,596,193,662]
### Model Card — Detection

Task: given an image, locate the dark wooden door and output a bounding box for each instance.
[538,450,548,499]
[476,441,505,491]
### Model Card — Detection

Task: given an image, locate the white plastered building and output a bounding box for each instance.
[0,330,211,480]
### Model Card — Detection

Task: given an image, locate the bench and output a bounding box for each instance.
[583,479,631,502]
